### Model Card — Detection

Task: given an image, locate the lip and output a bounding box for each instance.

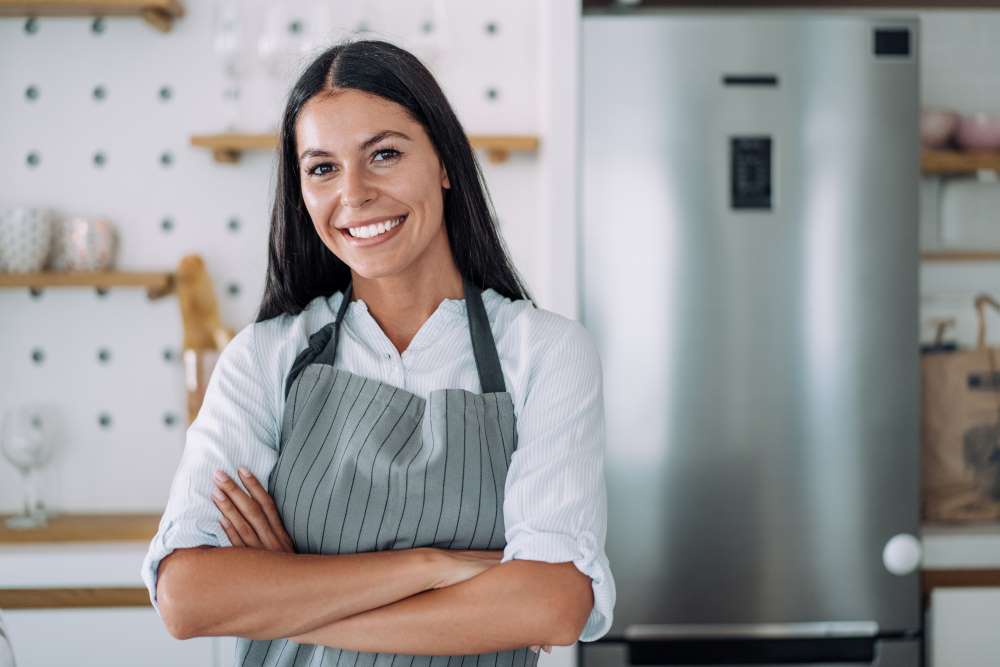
[340,214,407,248]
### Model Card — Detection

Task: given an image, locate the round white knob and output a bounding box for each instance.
[882,534,922,576]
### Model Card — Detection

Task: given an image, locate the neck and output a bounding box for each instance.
[349,259,464,355]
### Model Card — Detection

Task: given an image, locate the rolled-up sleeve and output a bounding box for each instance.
[140,324,279,615]
[500,316,616,642]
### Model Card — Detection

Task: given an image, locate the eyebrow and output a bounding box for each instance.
[298,130,413,162]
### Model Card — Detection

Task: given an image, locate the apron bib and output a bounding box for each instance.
[234,278,538,667]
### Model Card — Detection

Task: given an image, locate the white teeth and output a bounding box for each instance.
[347,216,405,239]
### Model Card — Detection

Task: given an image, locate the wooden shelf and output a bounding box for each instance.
[922,251,1000,262]
[0,0,184,32]
[0,513,160,544]
[922,149,1000,175]
[191,132,541,165]
[0,587,150,609]
[0,270,175,299]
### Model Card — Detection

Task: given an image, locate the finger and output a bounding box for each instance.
[238,468,295,552]
[214,470,279,550]
[212,486,263,549]
[543,646,552,653]
[219,515,245,547]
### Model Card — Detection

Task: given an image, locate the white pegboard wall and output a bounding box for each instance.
[0,0,547,512]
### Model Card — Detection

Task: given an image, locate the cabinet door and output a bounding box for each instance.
[930,588,1000,666]
[2,608,215,666]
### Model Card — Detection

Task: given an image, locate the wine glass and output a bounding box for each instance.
[1,404,56,529]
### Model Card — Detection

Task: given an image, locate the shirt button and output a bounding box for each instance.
[385,352,392,360]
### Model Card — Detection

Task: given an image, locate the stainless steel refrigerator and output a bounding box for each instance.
[579,12,922,667]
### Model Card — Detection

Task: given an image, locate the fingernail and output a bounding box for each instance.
[544,647,551,654]
[238,466,250,477]
[212,489,225,501]
[213,469,227,483]
[529,647,538,654]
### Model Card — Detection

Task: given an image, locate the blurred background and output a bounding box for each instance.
[2,0,1000,665]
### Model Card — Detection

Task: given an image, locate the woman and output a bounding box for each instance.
[141,39,615,666]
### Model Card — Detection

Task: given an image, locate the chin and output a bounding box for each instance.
[343,259,409,282]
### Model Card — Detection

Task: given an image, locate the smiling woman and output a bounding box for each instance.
[140,38,616,667]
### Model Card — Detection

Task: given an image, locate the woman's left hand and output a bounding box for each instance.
[212,467,295,553]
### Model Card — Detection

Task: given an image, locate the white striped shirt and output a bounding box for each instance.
[140,287,616,642]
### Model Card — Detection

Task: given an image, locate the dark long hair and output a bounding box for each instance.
[254,38,534,323]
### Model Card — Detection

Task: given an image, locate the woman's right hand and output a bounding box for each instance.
[426,549,552,655]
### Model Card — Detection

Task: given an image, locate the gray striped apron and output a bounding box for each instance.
[235,278,539,667]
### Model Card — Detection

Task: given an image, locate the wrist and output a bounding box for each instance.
[414,547,444,590]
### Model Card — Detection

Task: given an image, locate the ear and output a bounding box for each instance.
[440,162,450,190]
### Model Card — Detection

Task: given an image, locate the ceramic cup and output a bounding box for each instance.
[920,108,960,148]
[50,217,118,271]
[0,207,55,273]
[956,112,1000,150]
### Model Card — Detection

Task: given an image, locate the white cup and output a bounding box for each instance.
[0,207,55,273]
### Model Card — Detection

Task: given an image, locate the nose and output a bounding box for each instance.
[340,165,376,208]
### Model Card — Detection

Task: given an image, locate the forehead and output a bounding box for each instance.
[295,89,416,153]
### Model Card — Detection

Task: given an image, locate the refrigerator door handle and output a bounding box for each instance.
[624,621,880,640]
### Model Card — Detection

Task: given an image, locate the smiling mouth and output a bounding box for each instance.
[340,214,407,240]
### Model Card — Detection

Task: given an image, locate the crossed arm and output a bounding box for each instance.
[286,558,591,654]
[156,469,594,654]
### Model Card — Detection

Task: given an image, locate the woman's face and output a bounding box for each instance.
[295,88,451,282]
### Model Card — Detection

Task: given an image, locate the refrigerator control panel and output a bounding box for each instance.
[730,136,772,210]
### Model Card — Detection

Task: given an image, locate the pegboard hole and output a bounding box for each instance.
[91,17,106,34]
[421,20,434,34]
[26,151,41,168]
[97,348,112,364]
[288,19,303,34]
[162,347,176,363]
[95,286,110,298]
[160,151,174,167]
[29,287,44,299]
[24,17,38,34]
[25,85,39,101]
[485,87,499,101]
[227,217,241,233]
[93,151,107,167]
[98,412,113,429]
[92,85,107,101]
[485,21,499,35]
[159,85,172,101]
[161,217,175,233]
[227,282,241,298]
[31,348,45,364]
[163,412,178,428]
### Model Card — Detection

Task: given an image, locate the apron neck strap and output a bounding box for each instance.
[464,276,506,394]
[327,278,506,394]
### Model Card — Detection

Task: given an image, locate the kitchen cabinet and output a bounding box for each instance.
[922,523,1000,666]
[0,542,227,665]
[3,608,218,666]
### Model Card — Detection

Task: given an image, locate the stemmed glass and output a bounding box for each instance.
[1,404,56,529]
